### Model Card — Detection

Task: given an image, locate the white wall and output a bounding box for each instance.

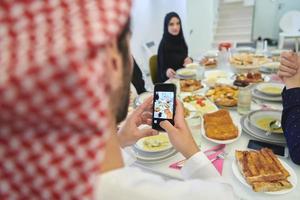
[186,0,216,59]
[130,0,187,73]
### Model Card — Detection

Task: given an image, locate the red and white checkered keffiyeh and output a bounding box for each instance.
[0,0,131,199]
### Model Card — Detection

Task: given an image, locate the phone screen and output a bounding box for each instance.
[153,91,174,119]
[152,84,176,131]
[247,140,287,157]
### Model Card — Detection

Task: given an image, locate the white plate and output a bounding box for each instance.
[176,68,196,78]
[187,117,202,128]
[201,117,241,144]
[179,82,208,94]
[256,83,284,96]
[235,47,255,53]
[183,103,197,119]
[240,115,286,144]
[248,110,283,134]
[185,63,200,69]
[252,89,282,102]
[204,70,232,79]
[203,50,218,58]
[180,94,219,115]
[231,73,270,84]
[232,158,297,195]
[134,133,172,153]
[271,49,288,56]
[261,62,280,69]
[134,148,177,163]
[204,70,234,87]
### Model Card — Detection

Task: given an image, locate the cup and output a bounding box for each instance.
[196,66,205,81]
[237,86,252,115]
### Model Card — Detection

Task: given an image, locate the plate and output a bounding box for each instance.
[205,70,232,79]
[203,70,233,87]
[256,83,284,96]
[203,50,218,58]
[261,62,280,69]
[231,73,270,84]
[252,89,282,102]
[271,49,287,56]
[186,117,202,128]
[232,158,297,194]
[201,119,241,144]
[248,110,283,134]
[133,147,177,163]
[179,79,206,94]
[240,115,286,144]
[134,133,172,153]
[176,68,196,79]
[181,94,219,115]
[185,63,200,69]
[235,47,255,53]
[205,84,238,107]
[183,103,197,119]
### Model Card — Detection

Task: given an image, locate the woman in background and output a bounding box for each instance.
[157,12,192,83]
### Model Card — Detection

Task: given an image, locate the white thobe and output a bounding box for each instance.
[95,150,239,200]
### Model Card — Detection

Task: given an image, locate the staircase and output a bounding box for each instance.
[213,0,254,46]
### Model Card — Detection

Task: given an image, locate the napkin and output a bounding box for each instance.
[169,144,226,175]
[204,144,226,175]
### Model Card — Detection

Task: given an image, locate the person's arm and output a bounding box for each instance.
[279,52,300,165]
[131,58,147,94]
[282,88,300,165]
[157,42,169,82]
[96,160,238,200]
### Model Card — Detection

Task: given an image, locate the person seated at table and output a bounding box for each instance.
[99,16,238,200]
[0,1,238,199]
[131,57,147,94]
[278,51,300,165]
[157,12,193,83]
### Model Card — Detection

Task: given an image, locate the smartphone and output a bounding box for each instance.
[247,140,289,157]
[152,83,176,131]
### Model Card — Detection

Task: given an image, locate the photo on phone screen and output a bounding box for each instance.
[247,140,288,157]
[152,84,176,131]
[153,91,174,119]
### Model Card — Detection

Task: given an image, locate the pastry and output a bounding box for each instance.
[205,85,238,107]
[203,109,238,140]
[180,79,203,92]
[235,148,293,192]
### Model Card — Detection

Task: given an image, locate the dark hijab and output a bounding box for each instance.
[157,12,188,83]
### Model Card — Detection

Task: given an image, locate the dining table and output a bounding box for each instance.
[127,61,300,200]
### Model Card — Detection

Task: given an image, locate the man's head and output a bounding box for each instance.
[106,21,133,123]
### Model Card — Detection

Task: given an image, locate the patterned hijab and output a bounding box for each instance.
[0,0,131,199]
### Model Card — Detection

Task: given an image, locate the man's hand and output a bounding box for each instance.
[160,99,199,159]
[278,52,300,89]
[166,68,176,79]
[117,97,158,148]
